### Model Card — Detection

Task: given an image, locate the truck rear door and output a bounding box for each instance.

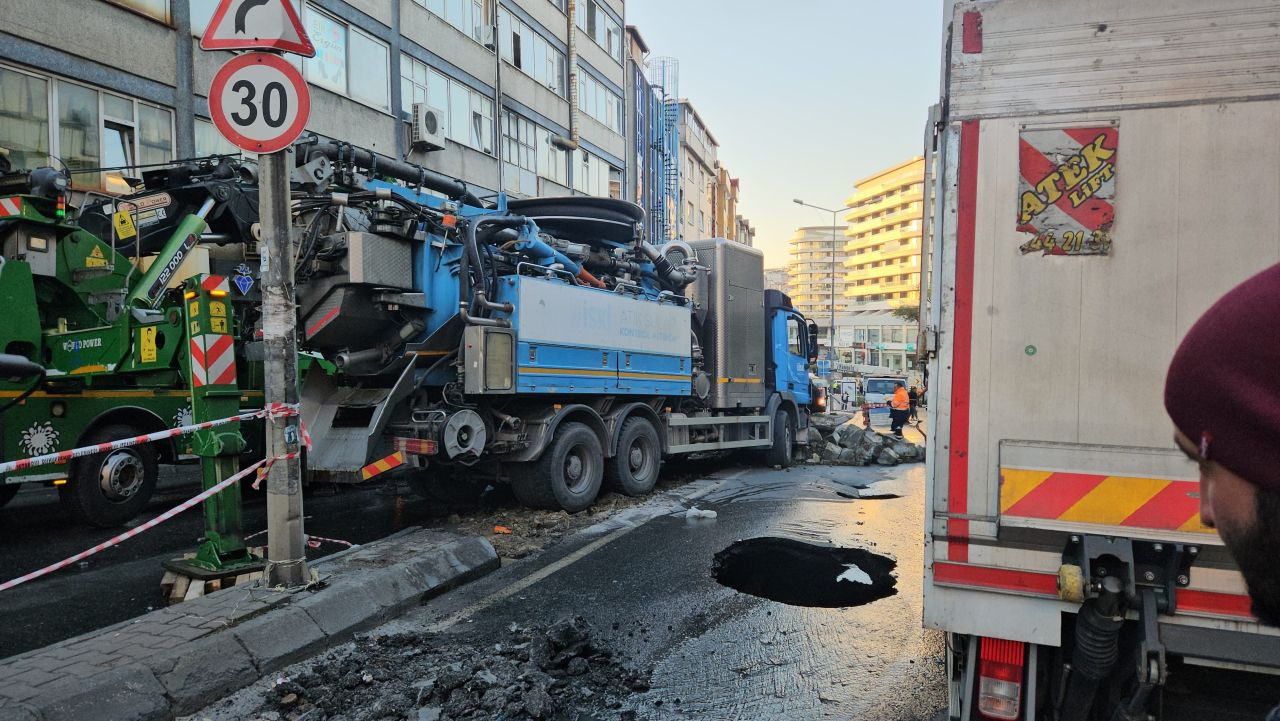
[924,0,1280,653]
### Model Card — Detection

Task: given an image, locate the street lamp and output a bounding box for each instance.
[793,199,842,365]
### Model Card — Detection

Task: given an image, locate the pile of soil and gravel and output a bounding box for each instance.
[259,617,649,721]
[806,412,925,466]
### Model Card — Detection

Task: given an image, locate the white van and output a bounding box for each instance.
[861,376,905,418]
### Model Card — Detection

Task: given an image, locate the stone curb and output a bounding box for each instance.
[2,531,499,720]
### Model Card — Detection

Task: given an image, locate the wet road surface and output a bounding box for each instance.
[204,460,946,721]
[0,466,437,657]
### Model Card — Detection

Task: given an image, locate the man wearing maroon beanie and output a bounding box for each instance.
[1165,263,1280,626]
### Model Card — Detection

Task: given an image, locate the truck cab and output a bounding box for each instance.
[765,288,817,408]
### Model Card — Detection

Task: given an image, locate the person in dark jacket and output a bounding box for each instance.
[908,385,920,422]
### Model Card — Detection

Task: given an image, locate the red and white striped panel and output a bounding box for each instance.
[200,275,229,293]
[0,197,21,217]
[189,333,236,387]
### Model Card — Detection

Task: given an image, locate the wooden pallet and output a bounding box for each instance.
[160,546,266,605]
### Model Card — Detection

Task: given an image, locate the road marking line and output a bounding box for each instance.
[424,472,740,632]
[425,523,639,632]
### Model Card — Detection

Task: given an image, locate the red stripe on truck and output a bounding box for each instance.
[935,562,1256,620]
[947,119,981,561]
[961,11,983,53]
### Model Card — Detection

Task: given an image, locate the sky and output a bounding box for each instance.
[624,0,945,266]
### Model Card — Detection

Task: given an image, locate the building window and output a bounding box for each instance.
[400,55,494,154]
[0,66,174,192]
[697,210,704,232]
[349,29,391,110]
[302,7,390,110]
[574,0,623,64]
[0,67,50,173]
[571,149,618,198]
[415,0,489,45]
[537,127,567,185]
[502,111,537,196]
[195,118,249,158]
[109,0,170,23]
[498,9,566,97]
[576,71,622,135]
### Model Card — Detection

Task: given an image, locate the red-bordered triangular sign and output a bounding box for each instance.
[201,0,316,57]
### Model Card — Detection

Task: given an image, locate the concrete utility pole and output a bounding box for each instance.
[793,199,843,363]
[260,151,308,588]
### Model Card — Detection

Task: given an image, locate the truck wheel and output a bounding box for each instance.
[0,484,19,508]
[513,422,603,513]
[764,410,794,468]
[60,424,158,528]
[605,418,661,496]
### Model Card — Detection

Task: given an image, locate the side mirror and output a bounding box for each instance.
[0,354,44,380]
[806,320,820,363]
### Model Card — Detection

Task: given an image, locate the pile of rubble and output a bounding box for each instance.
[260,617,647,721]
[806,412,925,466]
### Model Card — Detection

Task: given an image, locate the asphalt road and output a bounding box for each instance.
[204,459,946,721]
[0,465,465,658]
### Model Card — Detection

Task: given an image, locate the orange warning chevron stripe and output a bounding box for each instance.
[1000,468,1210,533]
[360,451,405,481]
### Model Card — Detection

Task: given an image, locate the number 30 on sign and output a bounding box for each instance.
[209,52,310,154]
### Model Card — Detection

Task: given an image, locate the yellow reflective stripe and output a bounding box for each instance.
[717,377,762,384]
[1058,475,1169,525]
[519,367,688,381]
[999,469,1053,512]
[0,390,194,399]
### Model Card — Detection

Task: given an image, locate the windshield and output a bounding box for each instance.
[866,379,899,395]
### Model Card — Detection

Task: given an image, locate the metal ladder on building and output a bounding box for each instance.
[648,57,681,243]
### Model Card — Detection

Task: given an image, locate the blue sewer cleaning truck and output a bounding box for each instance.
[87,143,823,513]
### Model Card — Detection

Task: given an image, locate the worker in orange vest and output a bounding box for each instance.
[890,381,910,438]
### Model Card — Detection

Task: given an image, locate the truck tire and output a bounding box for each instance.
[764,410,794,468]
[512,422,603,513]
[605,417,661,496]
[0,483,19,508]
[60,423,158,527]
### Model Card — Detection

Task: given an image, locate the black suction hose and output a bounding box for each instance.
[304,142,484,208]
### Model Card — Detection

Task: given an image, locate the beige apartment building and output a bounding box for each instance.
[786,225,848,326]
[843,156,926,308]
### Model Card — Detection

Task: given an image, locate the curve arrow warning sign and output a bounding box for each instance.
[201,0,315,57]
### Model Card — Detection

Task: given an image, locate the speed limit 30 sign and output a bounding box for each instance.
[209,52,310,154]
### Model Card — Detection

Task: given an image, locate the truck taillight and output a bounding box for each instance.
[977,637,1025,720]
[392,437,438,456]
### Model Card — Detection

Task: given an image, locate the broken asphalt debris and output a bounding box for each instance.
[260,616,649,720]
[806,412,925,466]
[712,537,898,608]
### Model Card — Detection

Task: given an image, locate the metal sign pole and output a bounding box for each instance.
[259,149,308,587]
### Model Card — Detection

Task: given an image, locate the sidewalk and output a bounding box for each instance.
[0,529,498,721]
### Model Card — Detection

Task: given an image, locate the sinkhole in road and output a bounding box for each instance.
[712,537,897,608]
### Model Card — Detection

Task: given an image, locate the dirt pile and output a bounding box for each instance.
[261,617,648,721]
[807,417,925,466]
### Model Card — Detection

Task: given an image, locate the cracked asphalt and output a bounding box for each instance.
[198,459,946,721]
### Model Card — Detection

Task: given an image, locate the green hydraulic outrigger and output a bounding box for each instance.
[153,210,262,579]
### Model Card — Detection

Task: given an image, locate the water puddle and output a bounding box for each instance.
[712,537,897,608]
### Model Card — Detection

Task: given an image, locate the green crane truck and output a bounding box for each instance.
[0,154,258,533]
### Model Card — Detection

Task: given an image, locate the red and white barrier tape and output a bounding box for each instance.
[0,404,302,475]
[306,534,355,549]
[0,458,266,593]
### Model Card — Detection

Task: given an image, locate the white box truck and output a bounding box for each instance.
[922,2,1280,719]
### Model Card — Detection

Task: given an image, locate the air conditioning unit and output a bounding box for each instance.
[410,103,446,152]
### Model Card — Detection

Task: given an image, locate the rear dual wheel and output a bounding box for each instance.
[605,418,661,497]
[512,422,603,513]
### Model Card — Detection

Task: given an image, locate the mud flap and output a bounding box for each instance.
[300,357,418,481]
